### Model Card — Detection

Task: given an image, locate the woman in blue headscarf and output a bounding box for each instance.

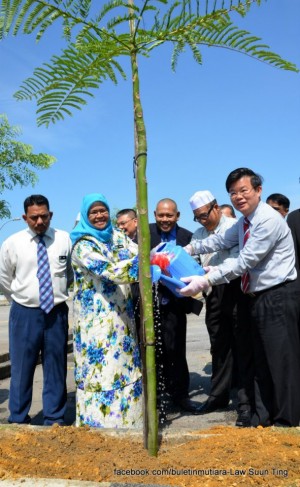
[70,193,142,429]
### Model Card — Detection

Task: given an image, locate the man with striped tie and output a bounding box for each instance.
[181,168,300,429]
[0,195,73,425]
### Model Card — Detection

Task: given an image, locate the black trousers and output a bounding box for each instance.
[294,278,300,337]
[235,292,255,412]
[205,280,240,404]
[246,280,300,427]
[157,300,190,401]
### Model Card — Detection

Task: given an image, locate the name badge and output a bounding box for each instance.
[59,256,67,262]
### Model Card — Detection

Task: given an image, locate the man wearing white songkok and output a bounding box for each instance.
[189,190,246,418]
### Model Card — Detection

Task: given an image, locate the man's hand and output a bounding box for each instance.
[178,275,210,297]
[203,266,218,273]
[183,244,193,255]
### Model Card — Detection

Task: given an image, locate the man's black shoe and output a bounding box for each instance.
[235,410,251,427]
[174,397,203,414]
[197,398,229,414]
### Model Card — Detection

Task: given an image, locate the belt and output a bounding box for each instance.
[246,281,291,298]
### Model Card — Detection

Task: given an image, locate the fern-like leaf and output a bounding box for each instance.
[14,35,126,126]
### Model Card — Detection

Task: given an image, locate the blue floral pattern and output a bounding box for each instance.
[72,230,143,428]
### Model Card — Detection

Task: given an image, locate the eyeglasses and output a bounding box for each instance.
[229,188,254,200]
[193,203,215,222]
[117,216,135,226]
[88,209,109,217]
[117,217,136,227]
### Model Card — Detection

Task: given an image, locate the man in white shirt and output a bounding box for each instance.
[189,190,242,415]
[220,204,236,218]
[116,209,138,242]
[180,168,300,428]
[266,193,290,218]
[0,194,73,425]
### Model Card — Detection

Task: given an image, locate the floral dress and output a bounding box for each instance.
[71,229,142,428]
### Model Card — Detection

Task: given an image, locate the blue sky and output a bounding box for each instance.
[0,0,299,243]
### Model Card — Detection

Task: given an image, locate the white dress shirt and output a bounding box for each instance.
[191,214,239,267]
[0,227,73,307]
[190,201,296,292]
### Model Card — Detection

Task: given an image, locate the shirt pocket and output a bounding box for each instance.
[53,255,68,277]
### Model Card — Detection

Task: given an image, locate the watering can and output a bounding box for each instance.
[150,242,205,298]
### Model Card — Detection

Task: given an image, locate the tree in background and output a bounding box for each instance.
[0,114,55,219]
[0,0,298,454]
[0,199,11,219]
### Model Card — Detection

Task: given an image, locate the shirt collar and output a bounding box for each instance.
[161,226,177,242]
[211,215,225,234]
[246,200,263,223]
[27,227,54,241]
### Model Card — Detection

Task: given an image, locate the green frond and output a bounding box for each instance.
[35,9,64,40]
[73,0,91,19]
[2,0,298,128]
[161,2,186,31]
[193,19,299,71]
[13,37,127,126]
[94,0,135,24]
[72,22,89,44]
[76,30,130,59]
[171,39,185,71]
[22,3,53,33]
[204,0,260,16]
[0,0,94,41]
[148,7,298,73]
[188,39,202,64]
[233,35,267,51]
[0,0,66,38]
[106,13,132,31]
[0,0,23,38]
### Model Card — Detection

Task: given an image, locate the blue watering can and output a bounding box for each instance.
[151,242,205,298]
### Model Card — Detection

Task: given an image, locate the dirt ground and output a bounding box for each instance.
[0,424,300,487]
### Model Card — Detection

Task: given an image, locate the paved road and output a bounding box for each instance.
[0,303,238,429]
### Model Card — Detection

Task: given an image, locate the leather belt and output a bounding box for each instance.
[247,281,291,298]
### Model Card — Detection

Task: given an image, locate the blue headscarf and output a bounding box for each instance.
[70,193,113,245]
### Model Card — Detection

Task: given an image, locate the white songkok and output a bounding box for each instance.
[189,190,215,210]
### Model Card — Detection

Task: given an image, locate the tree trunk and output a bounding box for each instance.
[130,46,158,456]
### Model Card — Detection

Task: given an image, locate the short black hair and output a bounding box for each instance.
[116,208,137,219]
[220,204,236,218]
[225,168,263,193]
[24,195,50,213]
[266,193,290,210]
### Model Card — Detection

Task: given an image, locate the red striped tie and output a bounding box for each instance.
[241,218,250,293]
